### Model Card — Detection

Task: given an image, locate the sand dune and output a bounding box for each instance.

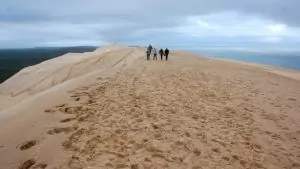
[0,46,300,169]
[0,45,133,96]
[0,45,142,111]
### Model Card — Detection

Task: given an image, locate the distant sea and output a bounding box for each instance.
[0,46,97,83]
[194,50,300,71]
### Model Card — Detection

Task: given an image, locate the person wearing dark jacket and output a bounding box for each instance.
[159,49,164,60]
[147,44,153,53]
[164,48,169,61]
[146,49,151,60]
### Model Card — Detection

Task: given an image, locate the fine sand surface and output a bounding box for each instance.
[0,46,300,169]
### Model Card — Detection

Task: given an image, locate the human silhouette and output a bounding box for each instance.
[153,48,157,60]
[159,49,164,60]
[164,48,169,61]
[146,49,151,60]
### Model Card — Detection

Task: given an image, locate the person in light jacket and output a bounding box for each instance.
[153,48,157,60]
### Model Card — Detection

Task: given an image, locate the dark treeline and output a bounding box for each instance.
[0,46,97,83]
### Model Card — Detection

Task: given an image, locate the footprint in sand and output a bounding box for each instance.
[56,104,67,108]
[212,147,220,153]
[60,118,75,123]
[84,135,102,151]
[131,164,139,169]
[87,99,96,104]
[59,107,75,114]
[68,156,83,169]
[47,127,73,135]
[62,128,86,150]
[193,148,201,156]
[288,98,297,101]
[185,131,191,137]
[44,108,55,113]
[32,163,47,169]
[222,156,230,161]
[19,159,36,169]
[19,140,37,151]
[152,123,159,129]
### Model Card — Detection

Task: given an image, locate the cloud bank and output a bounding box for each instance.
[1,0,300,50]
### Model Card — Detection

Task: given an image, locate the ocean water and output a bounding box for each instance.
[194,50,300,71]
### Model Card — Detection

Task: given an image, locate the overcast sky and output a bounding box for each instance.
[1,0,300,50]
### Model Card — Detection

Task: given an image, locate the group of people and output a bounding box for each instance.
[146,44,170,61]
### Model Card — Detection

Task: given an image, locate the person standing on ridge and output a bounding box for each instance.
[153,48,157,60]
[159,48,164,60]
[146,49,151,60]
[147,44,153,53]
[165,48,170,61]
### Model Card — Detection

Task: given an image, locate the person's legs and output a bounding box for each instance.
[166,54,168,60]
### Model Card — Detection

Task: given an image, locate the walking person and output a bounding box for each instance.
[146,49,151,60]
[147,44,153,53]
[164,48,170,61]
[159,48,164,60]
[153,48,157,60]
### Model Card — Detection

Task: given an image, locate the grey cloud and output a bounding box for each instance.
[1,0,299,25]
[1,0,300,48]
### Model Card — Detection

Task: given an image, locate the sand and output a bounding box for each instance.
[0,46,300,169]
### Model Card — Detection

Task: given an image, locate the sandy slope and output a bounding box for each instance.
[0,46,300,169]
[0,45,134,110]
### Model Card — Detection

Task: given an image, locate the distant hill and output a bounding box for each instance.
[0,46,97,83]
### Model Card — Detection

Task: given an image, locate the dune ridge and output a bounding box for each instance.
[0,45,131,96]
[0,46,300,169]
[0,45,141,111]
